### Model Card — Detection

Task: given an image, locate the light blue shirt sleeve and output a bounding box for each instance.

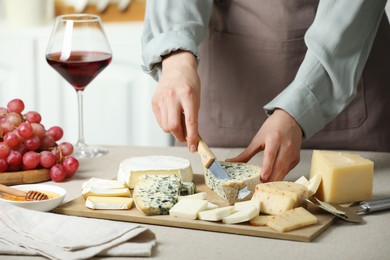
[264,0,387,139]
[141,0,213,81]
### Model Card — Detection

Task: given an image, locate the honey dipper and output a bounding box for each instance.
[0,183,49,201]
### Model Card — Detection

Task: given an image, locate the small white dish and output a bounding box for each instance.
[0,184,66,212]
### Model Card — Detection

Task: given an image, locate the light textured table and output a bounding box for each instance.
[2,146,390,260]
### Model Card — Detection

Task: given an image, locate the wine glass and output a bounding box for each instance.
[46,14,112,159]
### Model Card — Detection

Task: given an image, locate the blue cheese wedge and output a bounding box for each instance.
[179,182,197,196]
[203,161,261,205]
[133,174,181,215]
[117,156,193,189]
[86,196,133,210]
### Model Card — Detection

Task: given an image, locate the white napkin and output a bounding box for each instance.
[0,201,156,259]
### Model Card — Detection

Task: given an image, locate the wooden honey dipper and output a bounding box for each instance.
[0,183,49,201]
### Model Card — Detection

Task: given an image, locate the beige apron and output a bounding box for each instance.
[197,0,390,152]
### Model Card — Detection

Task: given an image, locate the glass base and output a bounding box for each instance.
[72,144,109,159]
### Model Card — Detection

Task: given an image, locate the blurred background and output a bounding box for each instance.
[0,0,172,148]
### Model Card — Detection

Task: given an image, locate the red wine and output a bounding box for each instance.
[46,51,112,91]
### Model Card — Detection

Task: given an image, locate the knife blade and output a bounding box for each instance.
[197,136,251,199]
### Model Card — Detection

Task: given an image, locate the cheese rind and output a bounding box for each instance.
[85,196,133,210]
[267,207,318,232]
[203,161,261,205]
[310,150,373,203]
[169,199,208,220]
[133,175,181,215]
[117,156,193,188]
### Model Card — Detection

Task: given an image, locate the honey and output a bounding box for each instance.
[0,190,60,202]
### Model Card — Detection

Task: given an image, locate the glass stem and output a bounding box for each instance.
[76,90,86,148]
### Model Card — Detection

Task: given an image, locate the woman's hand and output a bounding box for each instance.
[151,51,201,152]
[226,109,303,182]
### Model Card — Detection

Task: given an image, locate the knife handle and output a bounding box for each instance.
[197,136,216,168]
[360,197,390,213]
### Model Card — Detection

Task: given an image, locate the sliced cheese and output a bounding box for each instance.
[295,176,309,186]
[203,161,261,205]
[178,191,207,201]
[234,198,261,214]
[169,199,208,220]
[310,150,373,203]
[82,187,130,199]
[207,202,219,210]
[253,190,296,215]
[267,207,318,232]
[82,178,125,190]
[85,196,133,210]
[222,206,258,224]
[253,181,309,209]
[117,156,193,188]
[133,175,181,215]
[307,174,321,196]
[198,206,235,221]
[249,215,276,226]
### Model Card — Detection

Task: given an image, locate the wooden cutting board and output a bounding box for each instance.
[54,174,337,242]
[0,169,50,185]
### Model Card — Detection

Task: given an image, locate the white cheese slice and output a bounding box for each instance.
[117,156,193,189]
[233,198,261,214]
[82,187,130,199]
[203,161,261,205]
[198,206,235,221]
[169,199,208,220]
[85,196,133,210]
[307,174,322,196]
[178,191,207,201]
[266,207,318,232]
[206,202,219,210]
[295,176,309,186]
[222,206,258,224]
[82,178,126,190]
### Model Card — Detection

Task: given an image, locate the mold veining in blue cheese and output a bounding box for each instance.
[117,156,193,189]
[133,174,181,215]
[204,161,261,205]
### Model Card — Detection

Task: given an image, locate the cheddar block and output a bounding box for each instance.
[82,187,130,199]
[117,156,193,188]
[222,206,258,224]
[178,192,207,201]
[234,198,261,214]
[198,206,235,221]
[85,196,133,210]
[267,207,318,232]
[169,199,208,220]
[203,161,261,205]
[249,215,276,226]
[253,190,296,215]
[310,150,373,203]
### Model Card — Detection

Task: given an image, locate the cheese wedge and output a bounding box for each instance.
[85,196,133,210]
[310,150,373,203]
[169,199,208,220]
[267,207,318,232]
[82,178,126,190]
[178,191,207,201]
[222,206,258,224]
[198,206,235,221]
[203,161,261,205]
[117,156,193,188]
[253,190,296,215]
[250,215,276,226]
[82,187,130,199]
[253,182,308,207]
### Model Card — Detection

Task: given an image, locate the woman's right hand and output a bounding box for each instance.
[151,50,201,152]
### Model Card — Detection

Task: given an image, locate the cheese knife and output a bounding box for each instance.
[197,136,251,199]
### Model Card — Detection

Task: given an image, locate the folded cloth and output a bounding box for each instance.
[0,201,156,259]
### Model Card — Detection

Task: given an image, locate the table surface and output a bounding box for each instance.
[2,146,390,260]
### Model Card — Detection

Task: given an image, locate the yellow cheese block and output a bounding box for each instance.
[310,150,373,204]
[267,207,318,232]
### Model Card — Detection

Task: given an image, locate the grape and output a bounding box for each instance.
[24,135,41,151]
[62,156,79,177]
[25,111,42,124]
[7,99,24,114]
[0,158,8,172]
[3,132,19,147]
[0,121,14,134]
[22,151,40,170]
[6,150,22,166]
[0,127,3,138]
[40,151,56,168]
[59,142,74,157]
[40,135,55,150]
[31,123,45,138]
[18,122,33,138]
[50,164,66,182]
[47,126,64,141]
[0,143,10,158]
[52,149,61,163]
[6,112,23,127]
[0,107,7,117]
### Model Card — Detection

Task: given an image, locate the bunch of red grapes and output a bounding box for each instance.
[0,99,79,182]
